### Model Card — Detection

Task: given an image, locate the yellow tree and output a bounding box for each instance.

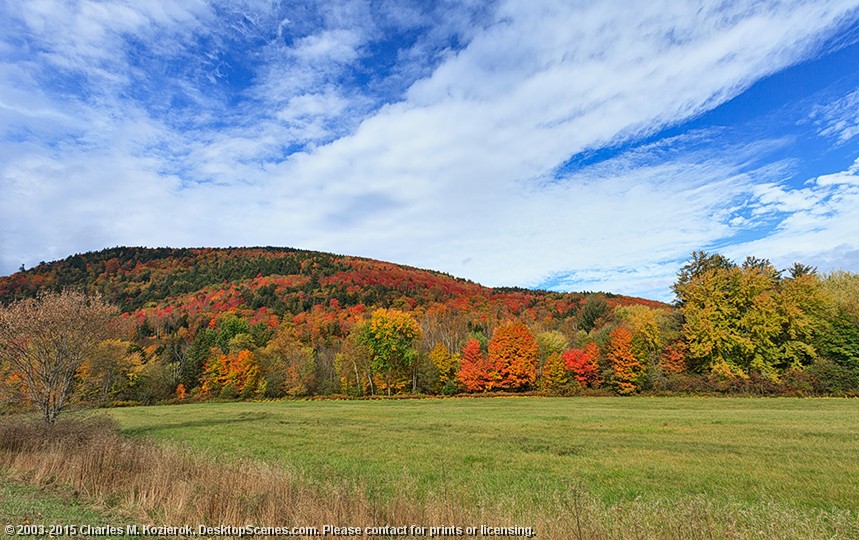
[429,343,460,394]
[258,325,316,397]
[357,309,422,395]
[536,330,568,386]
[76,339,138,404]
[540,351,568,393]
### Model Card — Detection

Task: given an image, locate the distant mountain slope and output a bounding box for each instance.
[0,247,664,321]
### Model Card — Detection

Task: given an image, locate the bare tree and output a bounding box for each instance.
[0,290,119,423]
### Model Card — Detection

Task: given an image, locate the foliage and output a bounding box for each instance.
[675,253,832,381]
[0,247,856,401]
[660,342,687,373]
[539,352,568,392]
[457,338,500,392]
[356,309,422,395]
[258,326,317,397]
[0,290,120,422]
[607,327,643,394]
[75,339,141,404]
[488,321,539,391]
[536,330,567,384]
[579,295,608,333]
[201,349,261,399]
[562,342,601,388]
[428,343,459,394]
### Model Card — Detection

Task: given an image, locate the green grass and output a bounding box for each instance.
[0,478,136,539]
[108,397,859,514]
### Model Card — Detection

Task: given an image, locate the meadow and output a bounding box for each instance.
[103,397,859,537]
[2,397,858,539]
[108,397,858,507]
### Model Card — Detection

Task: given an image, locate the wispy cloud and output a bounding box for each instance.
[813,89,859,143]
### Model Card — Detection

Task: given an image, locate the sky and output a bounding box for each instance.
[2,0,859,301]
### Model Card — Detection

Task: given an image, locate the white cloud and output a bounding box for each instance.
[724,158,859,273]
[2,0,859,301]
[814,89,859,143]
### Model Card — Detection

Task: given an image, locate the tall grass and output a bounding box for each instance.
[1,414,856,539]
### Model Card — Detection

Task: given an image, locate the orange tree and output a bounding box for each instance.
[607,326,643,394]
[488,321,538,391]
[457,338,500,392]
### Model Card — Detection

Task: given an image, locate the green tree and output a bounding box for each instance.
[817,271,859,371]
[536,330,567,385]
[579,296,608,333]
[357,309,422,395]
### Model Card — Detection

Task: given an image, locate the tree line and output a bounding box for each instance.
[1,251,857,421]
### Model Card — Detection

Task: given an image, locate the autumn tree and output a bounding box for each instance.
[76,339,140,404]
[660,341,687,373]
[0,290,119,423]
[540,351,568,392]
[429,343,460,394]
[607,327,642,394]
[457,338,499,392]
[617,305,666,359]
[672,250,735,302]
[562,341,601,388]
[536,330,567,386]
[357,309,422,395]
[201,349,260,399]
[675,252,829,382]
[420,305,470,356]
[258,326,316,397]
[488,321,539,391]
[335,330,374,396]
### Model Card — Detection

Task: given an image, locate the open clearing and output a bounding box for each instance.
[109,397,859,512]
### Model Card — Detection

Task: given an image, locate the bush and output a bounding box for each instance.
[806,358,859,395]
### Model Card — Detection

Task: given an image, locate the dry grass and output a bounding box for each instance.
[0,414,856,539]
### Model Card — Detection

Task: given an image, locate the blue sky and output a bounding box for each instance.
[1,0,859,301]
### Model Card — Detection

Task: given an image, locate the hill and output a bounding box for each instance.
[0,246,661,329]
[3,247,854,402]
[0,247,666,402]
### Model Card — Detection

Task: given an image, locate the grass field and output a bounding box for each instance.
[109,397,859,516]
[3,397,857,539]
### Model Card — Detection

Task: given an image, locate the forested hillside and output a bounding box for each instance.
[0,247,856,406]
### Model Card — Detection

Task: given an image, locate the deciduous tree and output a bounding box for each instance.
[488,321,539,391]
[429,343,459,394]
[457,338,499,392]
[357,309,422,395]
[0,290,119,423]
[607,327,642,394]
[540,351,568,392]
[562,341,601,388]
